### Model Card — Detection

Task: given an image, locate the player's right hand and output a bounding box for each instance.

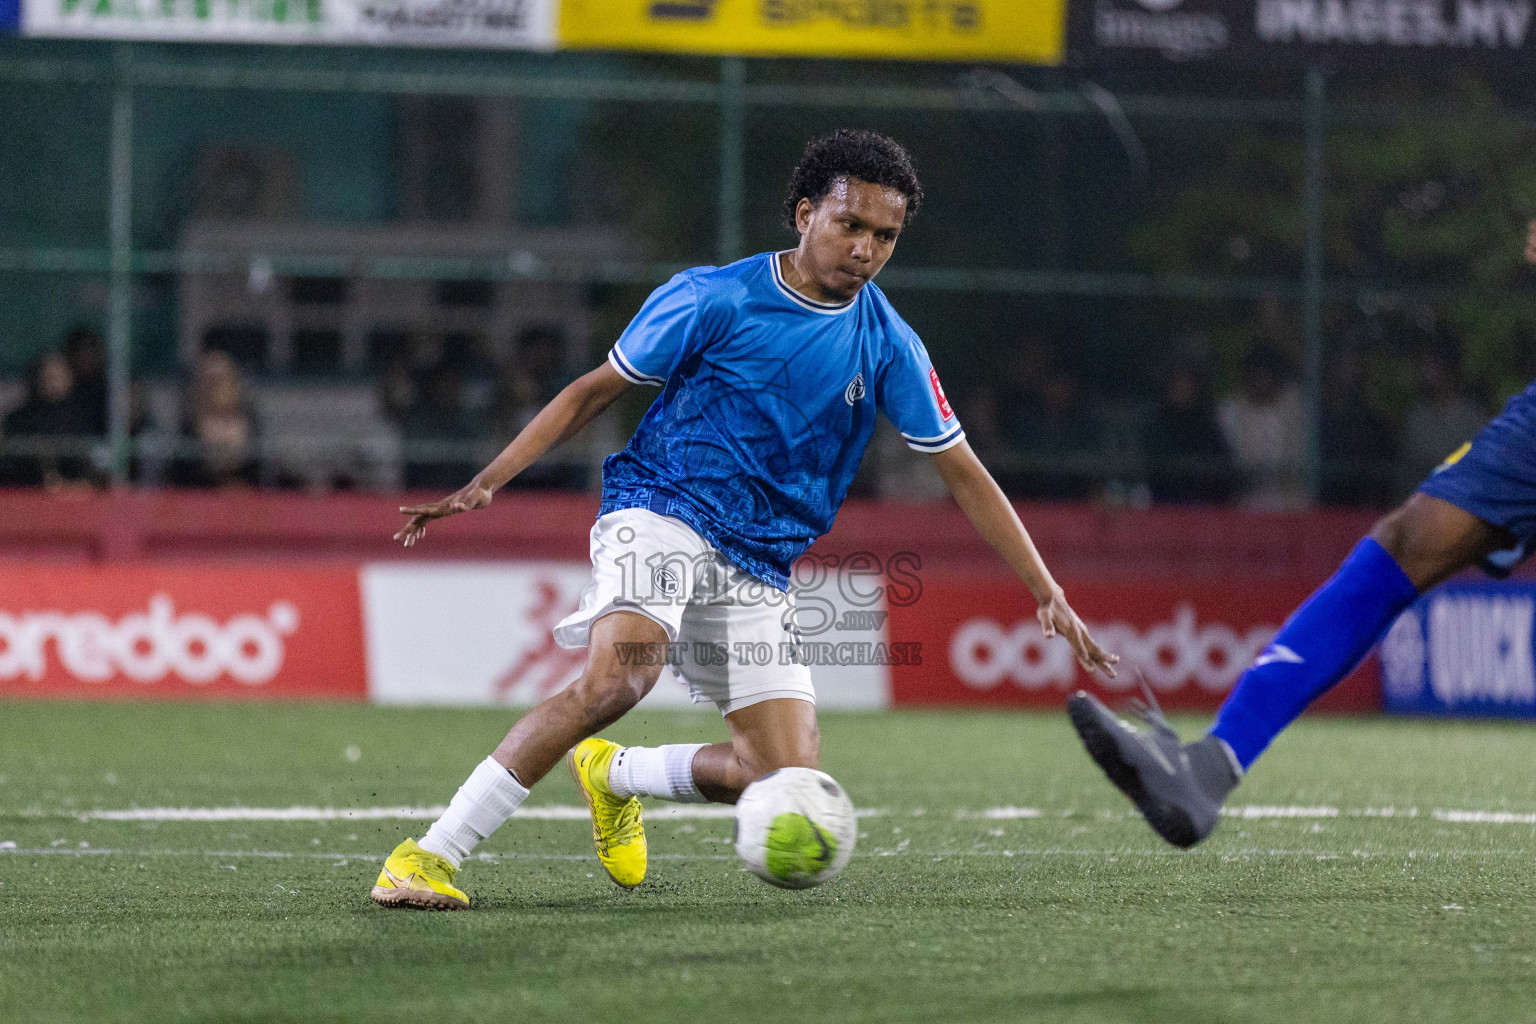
[395,480,495,547]
[1037,587,1119,679]
[1525,219,1536,264]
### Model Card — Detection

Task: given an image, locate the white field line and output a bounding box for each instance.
[960,807,1044,820]
[1432,809,1536,824]
[3,846,1536,861]
[1223,805,1339,819]
[16,804,883,823]
[8,803,1536,824]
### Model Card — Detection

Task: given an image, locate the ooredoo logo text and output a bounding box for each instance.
[0,594,300,685]
[950,604,1276,693]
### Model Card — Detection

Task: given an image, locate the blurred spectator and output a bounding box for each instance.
[1142,365,1235,504]
[958,384,1010,466]
[1010,368,1103,500]
[63,326,108,437]
[1217,346,1308,510]
[0,351,94,487]
[1396,349,1487,497]
[998,335,1053,433]
[377,351,417,426]
[172,350,258,488]
[403,360,486,490]
[492,325,585,490]
[1319,349,1396,507]
[493,325,568,427]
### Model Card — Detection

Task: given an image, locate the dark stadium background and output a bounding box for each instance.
[7,4,1536,1022]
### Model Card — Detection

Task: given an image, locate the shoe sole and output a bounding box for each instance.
[567,746,644,889]
[369,885,468,911]
[1067,693,1202,849]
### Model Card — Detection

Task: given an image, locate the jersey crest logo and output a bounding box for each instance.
[929,367,954,420]
[844,372,866,406]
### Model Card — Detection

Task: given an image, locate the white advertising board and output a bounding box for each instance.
[360,561,893,710]
[22,0,557,49]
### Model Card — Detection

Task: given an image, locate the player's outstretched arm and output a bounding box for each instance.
[395,361,632,547]
[930,440,1118,678]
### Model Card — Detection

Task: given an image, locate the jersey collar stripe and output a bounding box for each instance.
[771,251,858,315]
[904,425,966,453]
[609,346,666,386]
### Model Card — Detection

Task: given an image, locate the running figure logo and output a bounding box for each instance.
[493,579,587,703]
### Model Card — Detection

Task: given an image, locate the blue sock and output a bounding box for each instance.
[1210,538,1419,769]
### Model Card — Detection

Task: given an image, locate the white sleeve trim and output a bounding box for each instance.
[608,346,665,387]
[905,424,966,453]
[901,424,963,444]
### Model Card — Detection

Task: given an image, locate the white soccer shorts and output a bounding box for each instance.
[552,507,816,715]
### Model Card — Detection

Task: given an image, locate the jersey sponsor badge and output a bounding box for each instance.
[929,367,954,421]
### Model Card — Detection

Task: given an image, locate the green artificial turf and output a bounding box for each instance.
[4,702,1536,1023]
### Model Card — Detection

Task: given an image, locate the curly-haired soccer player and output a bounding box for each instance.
[370,129,1117,909]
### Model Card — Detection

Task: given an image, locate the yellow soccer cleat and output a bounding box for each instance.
[370,838,469,910]
[568,737,647,888]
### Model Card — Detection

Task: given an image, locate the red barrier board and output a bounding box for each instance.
[0,566,366,700]
[886,577,1379,712]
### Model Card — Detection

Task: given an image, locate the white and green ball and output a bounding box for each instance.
[734,768,857,889]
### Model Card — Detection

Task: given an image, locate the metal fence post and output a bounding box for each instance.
[106,43,135,486]
[717,56,746,267]
[1301,65,1327,501]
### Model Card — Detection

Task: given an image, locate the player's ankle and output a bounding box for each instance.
[1185,735,1241,803]
[609,743,709,803]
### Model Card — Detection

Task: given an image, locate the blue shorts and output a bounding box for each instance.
[1418,381,1536,574]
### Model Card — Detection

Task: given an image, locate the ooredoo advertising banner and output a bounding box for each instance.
[885,576,1380,712]
[22,0,557,48]
[0,566,367,699]
[0,560,1393,712]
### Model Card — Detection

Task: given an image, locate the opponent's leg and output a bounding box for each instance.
[1069,493,1507,849]
[1210,494,1505,769]
[373,611,666,906]
[1370,492,1510,590]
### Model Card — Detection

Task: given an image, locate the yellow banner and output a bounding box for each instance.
[559,1,1064,64]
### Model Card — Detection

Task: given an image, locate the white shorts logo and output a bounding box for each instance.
[652,565,683,598]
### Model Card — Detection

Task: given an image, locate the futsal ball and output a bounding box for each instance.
[734,768,857,889]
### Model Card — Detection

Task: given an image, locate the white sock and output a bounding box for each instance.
[417,756,530,868]
[607,743,708,803]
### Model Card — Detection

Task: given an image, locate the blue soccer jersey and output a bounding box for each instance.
[600,250,964,589]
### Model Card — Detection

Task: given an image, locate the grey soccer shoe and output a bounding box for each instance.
[1066,687,1239,849]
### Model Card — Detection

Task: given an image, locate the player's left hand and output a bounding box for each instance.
[1037,587,1119,679]
[395,480,495,547]
[1525,219,1536,264]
